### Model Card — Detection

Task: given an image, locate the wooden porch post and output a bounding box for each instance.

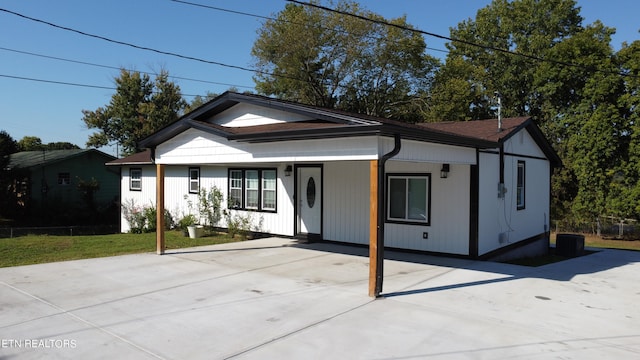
[156,163,165,255]
[369,160,379,297]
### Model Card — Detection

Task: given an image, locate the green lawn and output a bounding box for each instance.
[0,231,240,268]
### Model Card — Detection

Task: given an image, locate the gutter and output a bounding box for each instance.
[374,134,402,297]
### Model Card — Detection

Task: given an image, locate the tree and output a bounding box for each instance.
[0,130,18,220]
[17,136,44,151]
[82,69,187,155]
[251,0,437,121]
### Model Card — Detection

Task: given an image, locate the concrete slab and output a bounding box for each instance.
[1,237,639,359]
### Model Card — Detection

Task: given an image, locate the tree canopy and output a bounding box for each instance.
[251,0,437,121]
[429,0,640,228]
[82,69,186,156]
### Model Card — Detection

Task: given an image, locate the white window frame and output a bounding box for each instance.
[130,168,142,191]
[189,167,200,194]
[229,170,243,209]
[387,173,431,225]
[261,170,277,211]
[245,170,259,210]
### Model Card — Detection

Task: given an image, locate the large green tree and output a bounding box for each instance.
[430,0,639,229]
[82,69,186,155]
[251,0,437,121]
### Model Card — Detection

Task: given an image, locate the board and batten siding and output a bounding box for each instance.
[119,165,157,233]
[323,161,371,245]
[477,130,551,256]
[119,164,295,235]
[384,161,470,254]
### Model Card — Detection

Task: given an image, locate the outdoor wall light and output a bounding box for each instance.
[285,165,293,177]
[440,163,450,178]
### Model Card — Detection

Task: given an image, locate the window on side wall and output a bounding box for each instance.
[189,167,200,194]
[387,174,431,225]
[130,168,142,191]
[517,161,525,210]
[227,168,277,212]
[58,172,70,186]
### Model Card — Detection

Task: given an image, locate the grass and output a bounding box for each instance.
[0,230,240,268]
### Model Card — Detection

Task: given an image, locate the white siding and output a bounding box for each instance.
[384,161,470,254]
[323,161,371,244]
[477,141,551,256]
[381,137,477,164]
[156,129,379,165]
[207,103,314,127]
[119,165,157,233]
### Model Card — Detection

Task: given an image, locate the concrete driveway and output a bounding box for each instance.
[1,237,639,359]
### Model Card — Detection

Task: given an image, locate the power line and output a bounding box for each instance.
[287,0,636,79]
[171,0,449,55]
[0,73,202,97]
[0,46,254,89]
[0,7,275,78]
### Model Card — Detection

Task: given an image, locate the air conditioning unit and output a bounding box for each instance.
[555,233,585,257]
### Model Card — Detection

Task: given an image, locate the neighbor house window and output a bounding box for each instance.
[189,167,200,194]
[58,172,70,186]
[387,174,430,225]
[130,168,142,191]
[228,168,277,212]
[517,161,525,210]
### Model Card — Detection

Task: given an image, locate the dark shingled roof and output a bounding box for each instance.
[419,117,531,143]
[106,149,153,166]
[9,149,115,170]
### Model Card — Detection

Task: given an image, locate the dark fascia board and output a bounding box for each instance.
[380,124,497,149]
[524,121,563,168]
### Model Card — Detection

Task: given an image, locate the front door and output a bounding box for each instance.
[296,166,322,238]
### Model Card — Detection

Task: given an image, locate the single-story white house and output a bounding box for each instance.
[108,92,560,295]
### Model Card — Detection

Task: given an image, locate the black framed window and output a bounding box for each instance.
[517,161,525,210]
[189,167,200,194]
[130,168,142,191]
[228,168,277,212]
[387,173,431,225]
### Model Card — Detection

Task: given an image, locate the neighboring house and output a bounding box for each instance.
[111,91,561,261]
[8,149,119,224]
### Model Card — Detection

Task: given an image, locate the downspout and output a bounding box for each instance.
[374,134,402,297]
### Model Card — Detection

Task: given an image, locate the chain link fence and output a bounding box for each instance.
[0,225,119,238]
[553,217,639,240]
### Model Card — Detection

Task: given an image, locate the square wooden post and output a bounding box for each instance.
[369,160,379,297]
[156,163,165,255]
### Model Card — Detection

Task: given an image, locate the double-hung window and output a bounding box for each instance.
[228,168,277,212]
[189,167,200,194]
[387,174,430,225]
[130,168,142,191]
[517,161,525,210]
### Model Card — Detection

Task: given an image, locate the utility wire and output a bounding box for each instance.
[287,0,636,79]
[0,46,254,89]
[171,0,449,55]
[0,7,283,79]
[0,73,202,97]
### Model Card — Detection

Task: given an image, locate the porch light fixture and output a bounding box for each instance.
[284,165,293,177]
[440,164,450,178]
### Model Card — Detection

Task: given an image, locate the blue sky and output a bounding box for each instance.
[1,0,638,156]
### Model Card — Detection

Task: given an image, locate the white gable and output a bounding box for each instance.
[206,103,315,127]
[504,129,546,158]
